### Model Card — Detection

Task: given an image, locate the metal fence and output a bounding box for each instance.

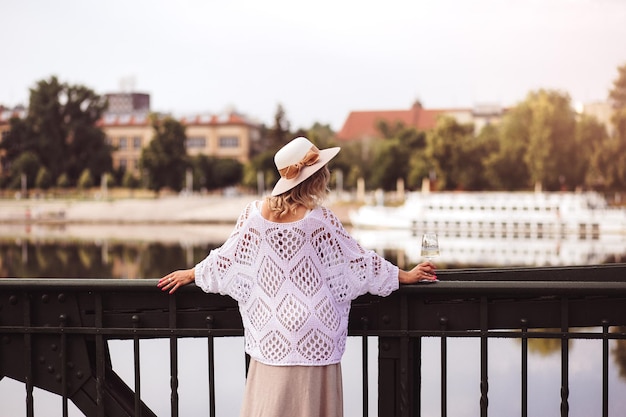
[1,263,626,417]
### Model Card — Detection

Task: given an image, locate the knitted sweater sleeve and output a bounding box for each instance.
[315,207,399,299]
[193,201,254,294]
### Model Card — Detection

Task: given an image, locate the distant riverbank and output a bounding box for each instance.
[0,194,358,226]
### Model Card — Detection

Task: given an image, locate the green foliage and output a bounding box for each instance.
[35,167,53,190]
[369,138,405,189]
[577,114,609,188]
[524,90,578,190]
[0,76,111,188]
[77,169,94,189]
[103,172,116,188]
[8,151,41,189]
[190,155,243,191]
[264,104,291,151]
[140,115,189,193]
[609,64,626,109]
[122,171,140,189]
[333,141,369,190]
[425,117,475,190]
[242,150,277,192]
[597,109,626,189]
[56,173,70,188]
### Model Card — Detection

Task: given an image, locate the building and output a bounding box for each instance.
[336,101,506,142]
[104,92,150,115]
[100,110,261,175]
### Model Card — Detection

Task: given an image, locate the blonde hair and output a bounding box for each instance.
[265,166,330,219]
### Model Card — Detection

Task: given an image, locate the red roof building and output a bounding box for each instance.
[336,102,505,141]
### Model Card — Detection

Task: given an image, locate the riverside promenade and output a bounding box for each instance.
[0,194,356,225]
[0,194,356,244]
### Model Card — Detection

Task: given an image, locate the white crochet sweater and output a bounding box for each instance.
[194,201,399,366]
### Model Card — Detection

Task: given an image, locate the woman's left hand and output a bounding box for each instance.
[399,261,437,284]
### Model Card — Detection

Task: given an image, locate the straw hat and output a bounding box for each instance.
[271,137,340,196]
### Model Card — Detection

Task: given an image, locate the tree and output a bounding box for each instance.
[369,138,405,190]
[8,151,40,189]
[522,90,577,190]
[484,90,578,191]
[484,104,531,190]
[265,104,291,150]
[140,115,188,193]
[589,65,626,190]
[212,158,243,189]
[0,76,112,187]
[425,117,475,190]
[609,63,626,109]
[122,171,141,189]
[78,169,94,189]
[35,167,53,190]
[56,173,70,188]
[242,150,278,193]
[191,155,243,191]
[577,114,609,189]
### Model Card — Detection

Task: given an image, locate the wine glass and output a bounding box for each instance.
[421,232,440,261]
[420,233,439,283]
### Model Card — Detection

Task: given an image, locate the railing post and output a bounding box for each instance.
[520,318,528,417]
[206,315,216,417]
[412,334,422,417]
[440,316,448,417]
[23,293,34,417]
[399,292,410,417]
[132,314,142,417]
[169,295,179,417]
[480,297,489,417]
[601,319,609,417]
[361,316,369,417]
[59,312,68,417]
[560,297,569,417]
[95,293,105,417]
[378,292,403,417]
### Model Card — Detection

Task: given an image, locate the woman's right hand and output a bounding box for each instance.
[157,268,195,294]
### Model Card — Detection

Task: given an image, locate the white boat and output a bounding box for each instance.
[351,228,626,267]
[348,191,626,238]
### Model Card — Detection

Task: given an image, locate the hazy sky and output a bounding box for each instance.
[1,0,625,130]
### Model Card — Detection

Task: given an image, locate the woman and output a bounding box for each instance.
[158,136,437,417]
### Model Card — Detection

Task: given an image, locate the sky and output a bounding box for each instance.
[1,0,625,131]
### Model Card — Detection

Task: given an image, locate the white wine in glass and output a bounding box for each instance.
[420,232,440,261]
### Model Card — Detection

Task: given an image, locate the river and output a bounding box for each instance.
[1,223,625,416]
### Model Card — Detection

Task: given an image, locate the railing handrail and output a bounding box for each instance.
[2,263,626,417]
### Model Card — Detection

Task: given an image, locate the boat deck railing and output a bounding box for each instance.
[1,264,626,417]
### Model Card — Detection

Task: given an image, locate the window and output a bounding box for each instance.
[187,136,206,149]
[133,136,142,149]
[119,137,127,149]
[119,158,127,170]
[219,136,239,148]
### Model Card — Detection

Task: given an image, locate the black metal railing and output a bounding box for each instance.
[1,264,626,417]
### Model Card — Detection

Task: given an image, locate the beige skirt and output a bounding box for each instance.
[239,359,343,417]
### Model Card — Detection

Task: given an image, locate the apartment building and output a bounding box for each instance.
[98,92,261,175]
[100,110,262,175]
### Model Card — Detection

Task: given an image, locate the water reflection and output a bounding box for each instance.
[2,224,625,278]
[351,228,626,268]
[0,240,220,279]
